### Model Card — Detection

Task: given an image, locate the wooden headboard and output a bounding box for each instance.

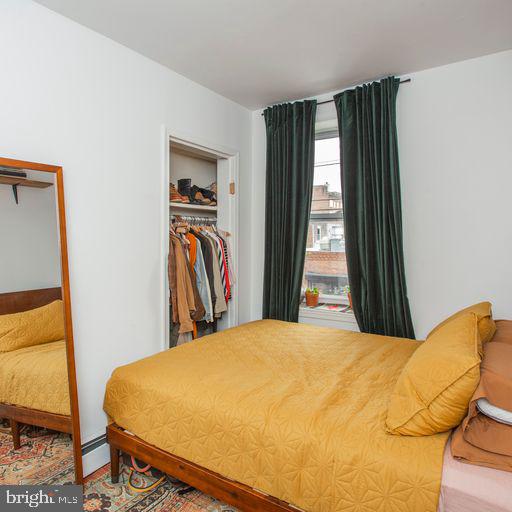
[0,287,62,315]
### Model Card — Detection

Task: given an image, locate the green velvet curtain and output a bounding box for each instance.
[334,77,415,338]
[262,100,317,322]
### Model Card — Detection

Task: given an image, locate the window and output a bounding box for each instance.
[302,135,350,307]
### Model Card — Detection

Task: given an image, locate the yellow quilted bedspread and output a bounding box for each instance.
[104,320,449,512]
[0,340,70,416]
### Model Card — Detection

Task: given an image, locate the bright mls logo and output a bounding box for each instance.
[0,486,82,511]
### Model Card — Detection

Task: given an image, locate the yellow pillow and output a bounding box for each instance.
[386,313,481,436]
[428,302,496,346]
[0,300,65,352]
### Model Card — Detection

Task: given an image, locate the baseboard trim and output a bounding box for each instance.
[82,439,109,477]
[82,434,106,455]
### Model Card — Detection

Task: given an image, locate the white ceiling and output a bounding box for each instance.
[35,0,512,109]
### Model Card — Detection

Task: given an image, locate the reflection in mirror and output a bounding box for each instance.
[0,161,82,484]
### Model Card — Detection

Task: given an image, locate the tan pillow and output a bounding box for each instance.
[428,302,496,350]
[386,313,481,436]
[450,339,512,472]
[0,300,65,352]
[491,320,512,345]
[451,425,512,472]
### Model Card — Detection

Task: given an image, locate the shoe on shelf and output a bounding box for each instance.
[170,182,189,203]
[190,185,212,205]
[206,182,217,205]
[197,186,216,204]
[178,178,192,200]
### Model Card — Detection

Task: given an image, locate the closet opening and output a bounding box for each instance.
[165,135,239,348]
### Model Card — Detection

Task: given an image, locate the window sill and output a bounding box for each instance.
[299,305,358,324]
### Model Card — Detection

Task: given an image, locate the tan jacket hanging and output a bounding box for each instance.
[169,234,195,334]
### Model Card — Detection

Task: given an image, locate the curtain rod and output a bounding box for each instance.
[261,78,411,114]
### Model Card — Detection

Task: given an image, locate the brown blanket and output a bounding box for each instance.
[451,320,512,472]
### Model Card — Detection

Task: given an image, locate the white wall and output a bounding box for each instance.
[0,171,61,293]
[398,49,512,338]
[250,110,267,319]
[0,0,252,449]
[250,50,512,338]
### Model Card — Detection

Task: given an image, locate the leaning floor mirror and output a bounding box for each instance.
[0,157,82,485]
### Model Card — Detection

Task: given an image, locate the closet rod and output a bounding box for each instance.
[261,78,411,114]
[171,214,217,224]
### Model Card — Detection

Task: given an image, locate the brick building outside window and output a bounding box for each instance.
[302,136,349,305]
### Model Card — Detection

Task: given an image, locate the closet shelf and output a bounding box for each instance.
[0,176,53,189]
[169,202,217,212]
[0,175,53,204]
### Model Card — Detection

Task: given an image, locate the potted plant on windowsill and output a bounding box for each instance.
[344,285,353,310]
[305,287,319,307]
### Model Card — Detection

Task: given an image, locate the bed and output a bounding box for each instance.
[439,441,512,512]
[105,319,454,512]
[0,288,72,449]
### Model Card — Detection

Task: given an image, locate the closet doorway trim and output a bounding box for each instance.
[161,127,240,350]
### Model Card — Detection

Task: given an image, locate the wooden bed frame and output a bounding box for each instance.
[0,287,73,449]
[0,404,73,449]
[0,287,62,315]
[107,423,297,512]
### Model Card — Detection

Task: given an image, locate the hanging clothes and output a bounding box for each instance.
[193,230,217,313]
[205,234,227,317]
[217,233,232,301]
[186,255,206,322]
[194,241,213,323]
[219,229,235,291]
[169,234,196,334]
[169,217,234,339]
[208,231,231,303]
[202,231,227,314]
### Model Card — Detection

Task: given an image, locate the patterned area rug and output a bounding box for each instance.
[84,464,236,512]
[1,419,236,511]
[0,418,74,484]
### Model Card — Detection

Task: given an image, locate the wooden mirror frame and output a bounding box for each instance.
[0,156,83,484]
